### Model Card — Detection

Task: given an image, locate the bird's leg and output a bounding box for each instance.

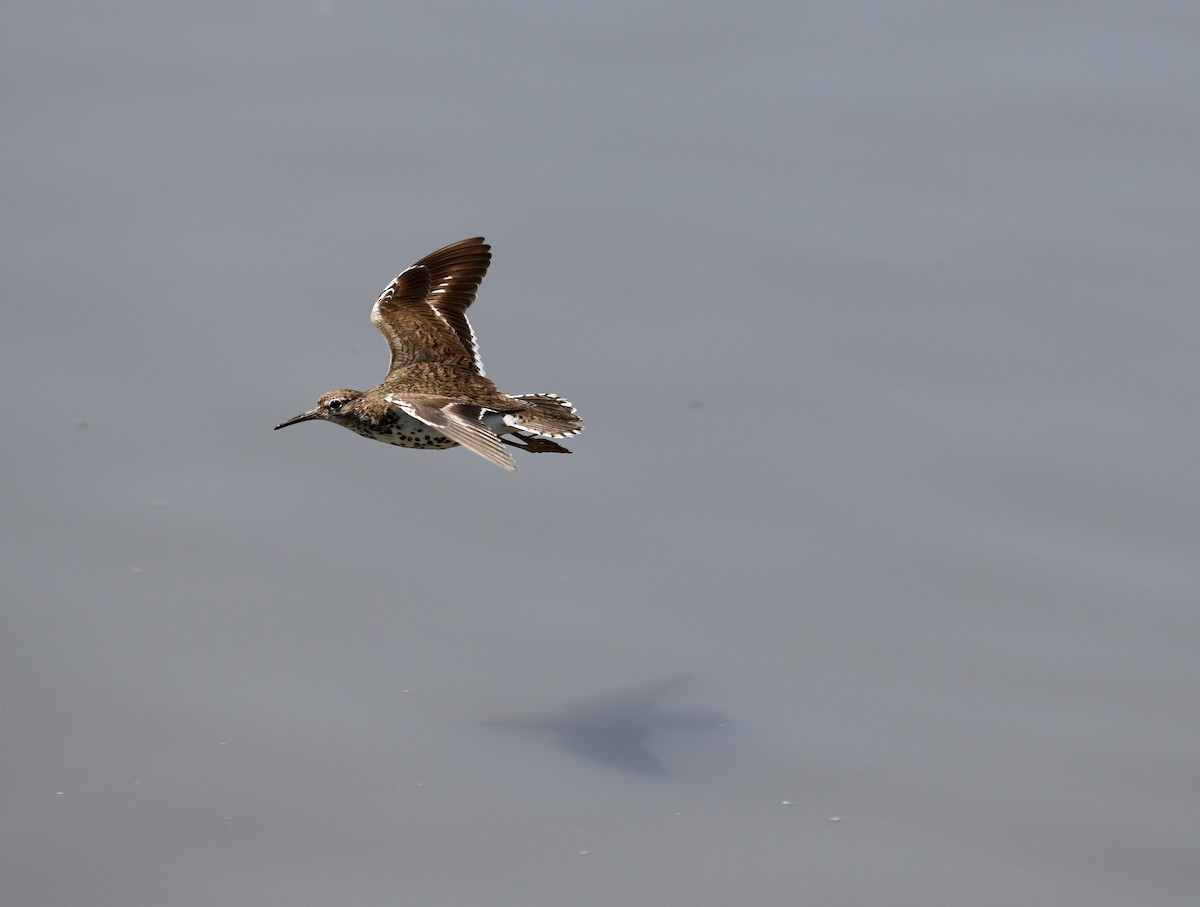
[501,431,572,454]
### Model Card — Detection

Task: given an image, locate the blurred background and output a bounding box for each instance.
[4,1,1199,904]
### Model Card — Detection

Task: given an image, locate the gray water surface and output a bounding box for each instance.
[4,2,1199,904]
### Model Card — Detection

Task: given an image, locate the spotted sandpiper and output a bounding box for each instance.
[275,237,582,470]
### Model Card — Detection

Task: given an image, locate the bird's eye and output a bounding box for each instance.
[327,398,345,411]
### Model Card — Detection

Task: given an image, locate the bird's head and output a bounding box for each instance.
[274,389,365,430]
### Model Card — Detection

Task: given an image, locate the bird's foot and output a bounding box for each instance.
[502,432,572,454]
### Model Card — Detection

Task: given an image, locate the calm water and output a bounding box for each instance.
[4,1,1199,904]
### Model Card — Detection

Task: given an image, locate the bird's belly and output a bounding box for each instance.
[352,411,459,450]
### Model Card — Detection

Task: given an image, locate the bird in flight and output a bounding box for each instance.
[275,237,582,470]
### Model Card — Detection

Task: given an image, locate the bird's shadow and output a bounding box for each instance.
[486,676,725,775]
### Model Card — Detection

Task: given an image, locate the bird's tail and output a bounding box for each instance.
[510,394,584,438]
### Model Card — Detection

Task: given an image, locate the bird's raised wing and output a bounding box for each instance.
[370,237,492,375]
